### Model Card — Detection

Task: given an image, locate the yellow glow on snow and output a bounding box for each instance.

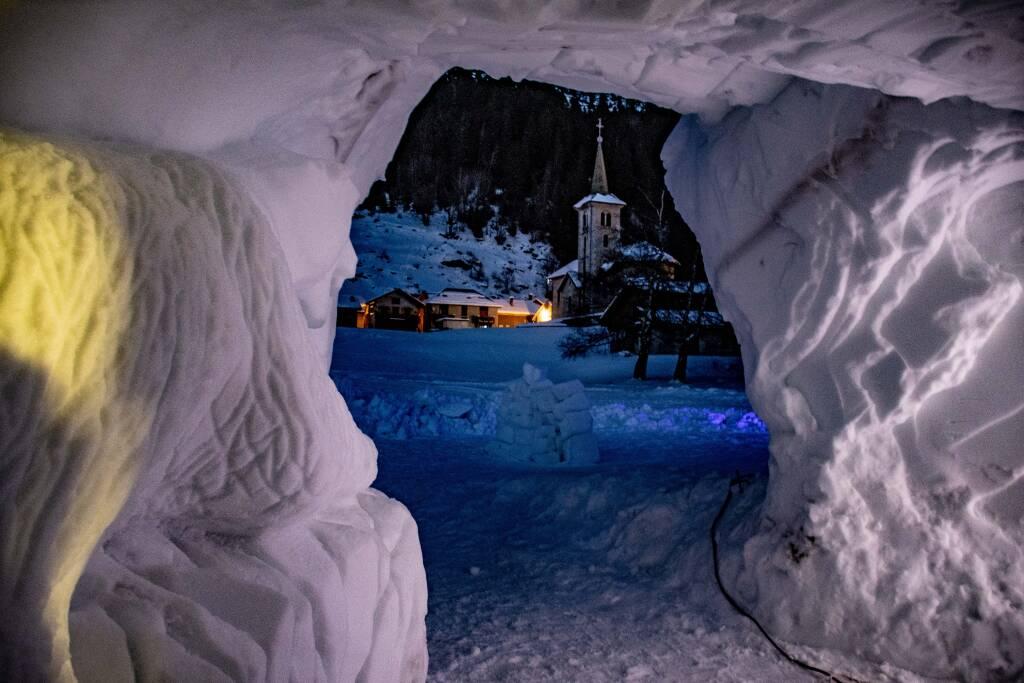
[0,130,148,682]
[0,132,127,403]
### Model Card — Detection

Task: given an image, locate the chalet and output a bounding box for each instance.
[364,288,425,331]
[426,288,498,330]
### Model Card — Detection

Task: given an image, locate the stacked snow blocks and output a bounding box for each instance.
[490,364,598,465]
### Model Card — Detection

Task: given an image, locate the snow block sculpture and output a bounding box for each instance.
[0,132,427,682]
[667,81,1024,679]
[490,364,599,465]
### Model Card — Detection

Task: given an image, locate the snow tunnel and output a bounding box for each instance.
[1,2,1022,681]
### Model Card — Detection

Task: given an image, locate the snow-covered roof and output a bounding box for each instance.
[497,297,543,316]
[426,288,498,308]
[617,241,679,265]
[552,270,582,291]
[654,310,725,326]
[338,294,367,308]
[573,193,626,209]
[368,288,424,307]
[547,259,578,280]
[620,277,709,294]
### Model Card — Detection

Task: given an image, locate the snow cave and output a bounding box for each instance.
[0,2,1022,682]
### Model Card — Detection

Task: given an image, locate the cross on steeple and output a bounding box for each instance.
[590,118,609,194]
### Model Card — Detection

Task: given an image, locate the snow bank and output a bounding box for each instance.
[336,377,498,440]
[490,364,599,465]
[0,134,426,681]
[667,81,1024,678]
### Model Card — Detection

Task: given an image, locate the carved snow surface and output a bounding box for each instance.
[0,135,426,682]
[667,81,1024,679]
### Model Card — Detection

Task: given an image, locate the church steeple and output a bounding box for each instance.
[590,118,609,194]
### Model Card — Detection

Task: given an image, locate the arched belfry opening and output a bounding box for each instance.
[1,3,1022,681]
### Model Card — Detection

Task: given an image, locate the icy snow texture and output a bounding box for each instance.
[489,364,599,465]
[667,82,1024,678]
[1,0,1023,680]
[0,135,426,682]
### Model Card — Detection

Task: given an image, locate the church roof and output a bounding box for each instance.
[497,297,543,316]
[591,141,608,194]
[573,192,626,209]
[547,259,579,280]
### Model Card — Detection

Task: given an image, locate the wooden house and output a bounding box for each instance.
[364,288,425,332]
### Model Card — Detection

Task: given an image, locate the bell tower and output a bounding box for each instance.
[575,118,625,282]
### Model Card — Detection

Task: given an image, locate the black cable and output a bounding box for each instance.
[710,474,863,683]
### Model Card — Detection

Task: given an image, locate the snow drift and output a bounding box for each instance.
[1,1,1023,680]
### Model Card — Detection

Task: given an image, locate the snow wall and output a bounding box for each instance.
[1,1,1022,681]
[666,83,1024,679]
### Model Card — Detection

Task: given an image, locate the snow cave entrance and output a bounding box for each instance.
[331,67,765,461]
[328,69,772,668]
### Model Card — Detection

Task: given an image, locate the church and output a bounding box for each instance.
[546,119,627,319]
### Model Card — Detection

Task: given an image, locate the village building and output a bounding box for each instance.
[363,288,425,331]
[426,287,500,330]
[336,294,367,328]
[495,296,549,327]
[547,118,626,318]
[547,260,582,319]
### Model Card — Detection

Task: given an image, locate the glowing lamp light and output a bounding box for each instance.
[535,302,552,323]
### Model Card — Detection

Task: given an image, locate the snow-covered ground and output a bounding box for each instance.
[331,328,915,681]
[338,210,551,306]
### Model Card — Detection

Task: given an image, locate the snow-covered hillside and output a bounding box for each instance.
[339,210,552,306]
